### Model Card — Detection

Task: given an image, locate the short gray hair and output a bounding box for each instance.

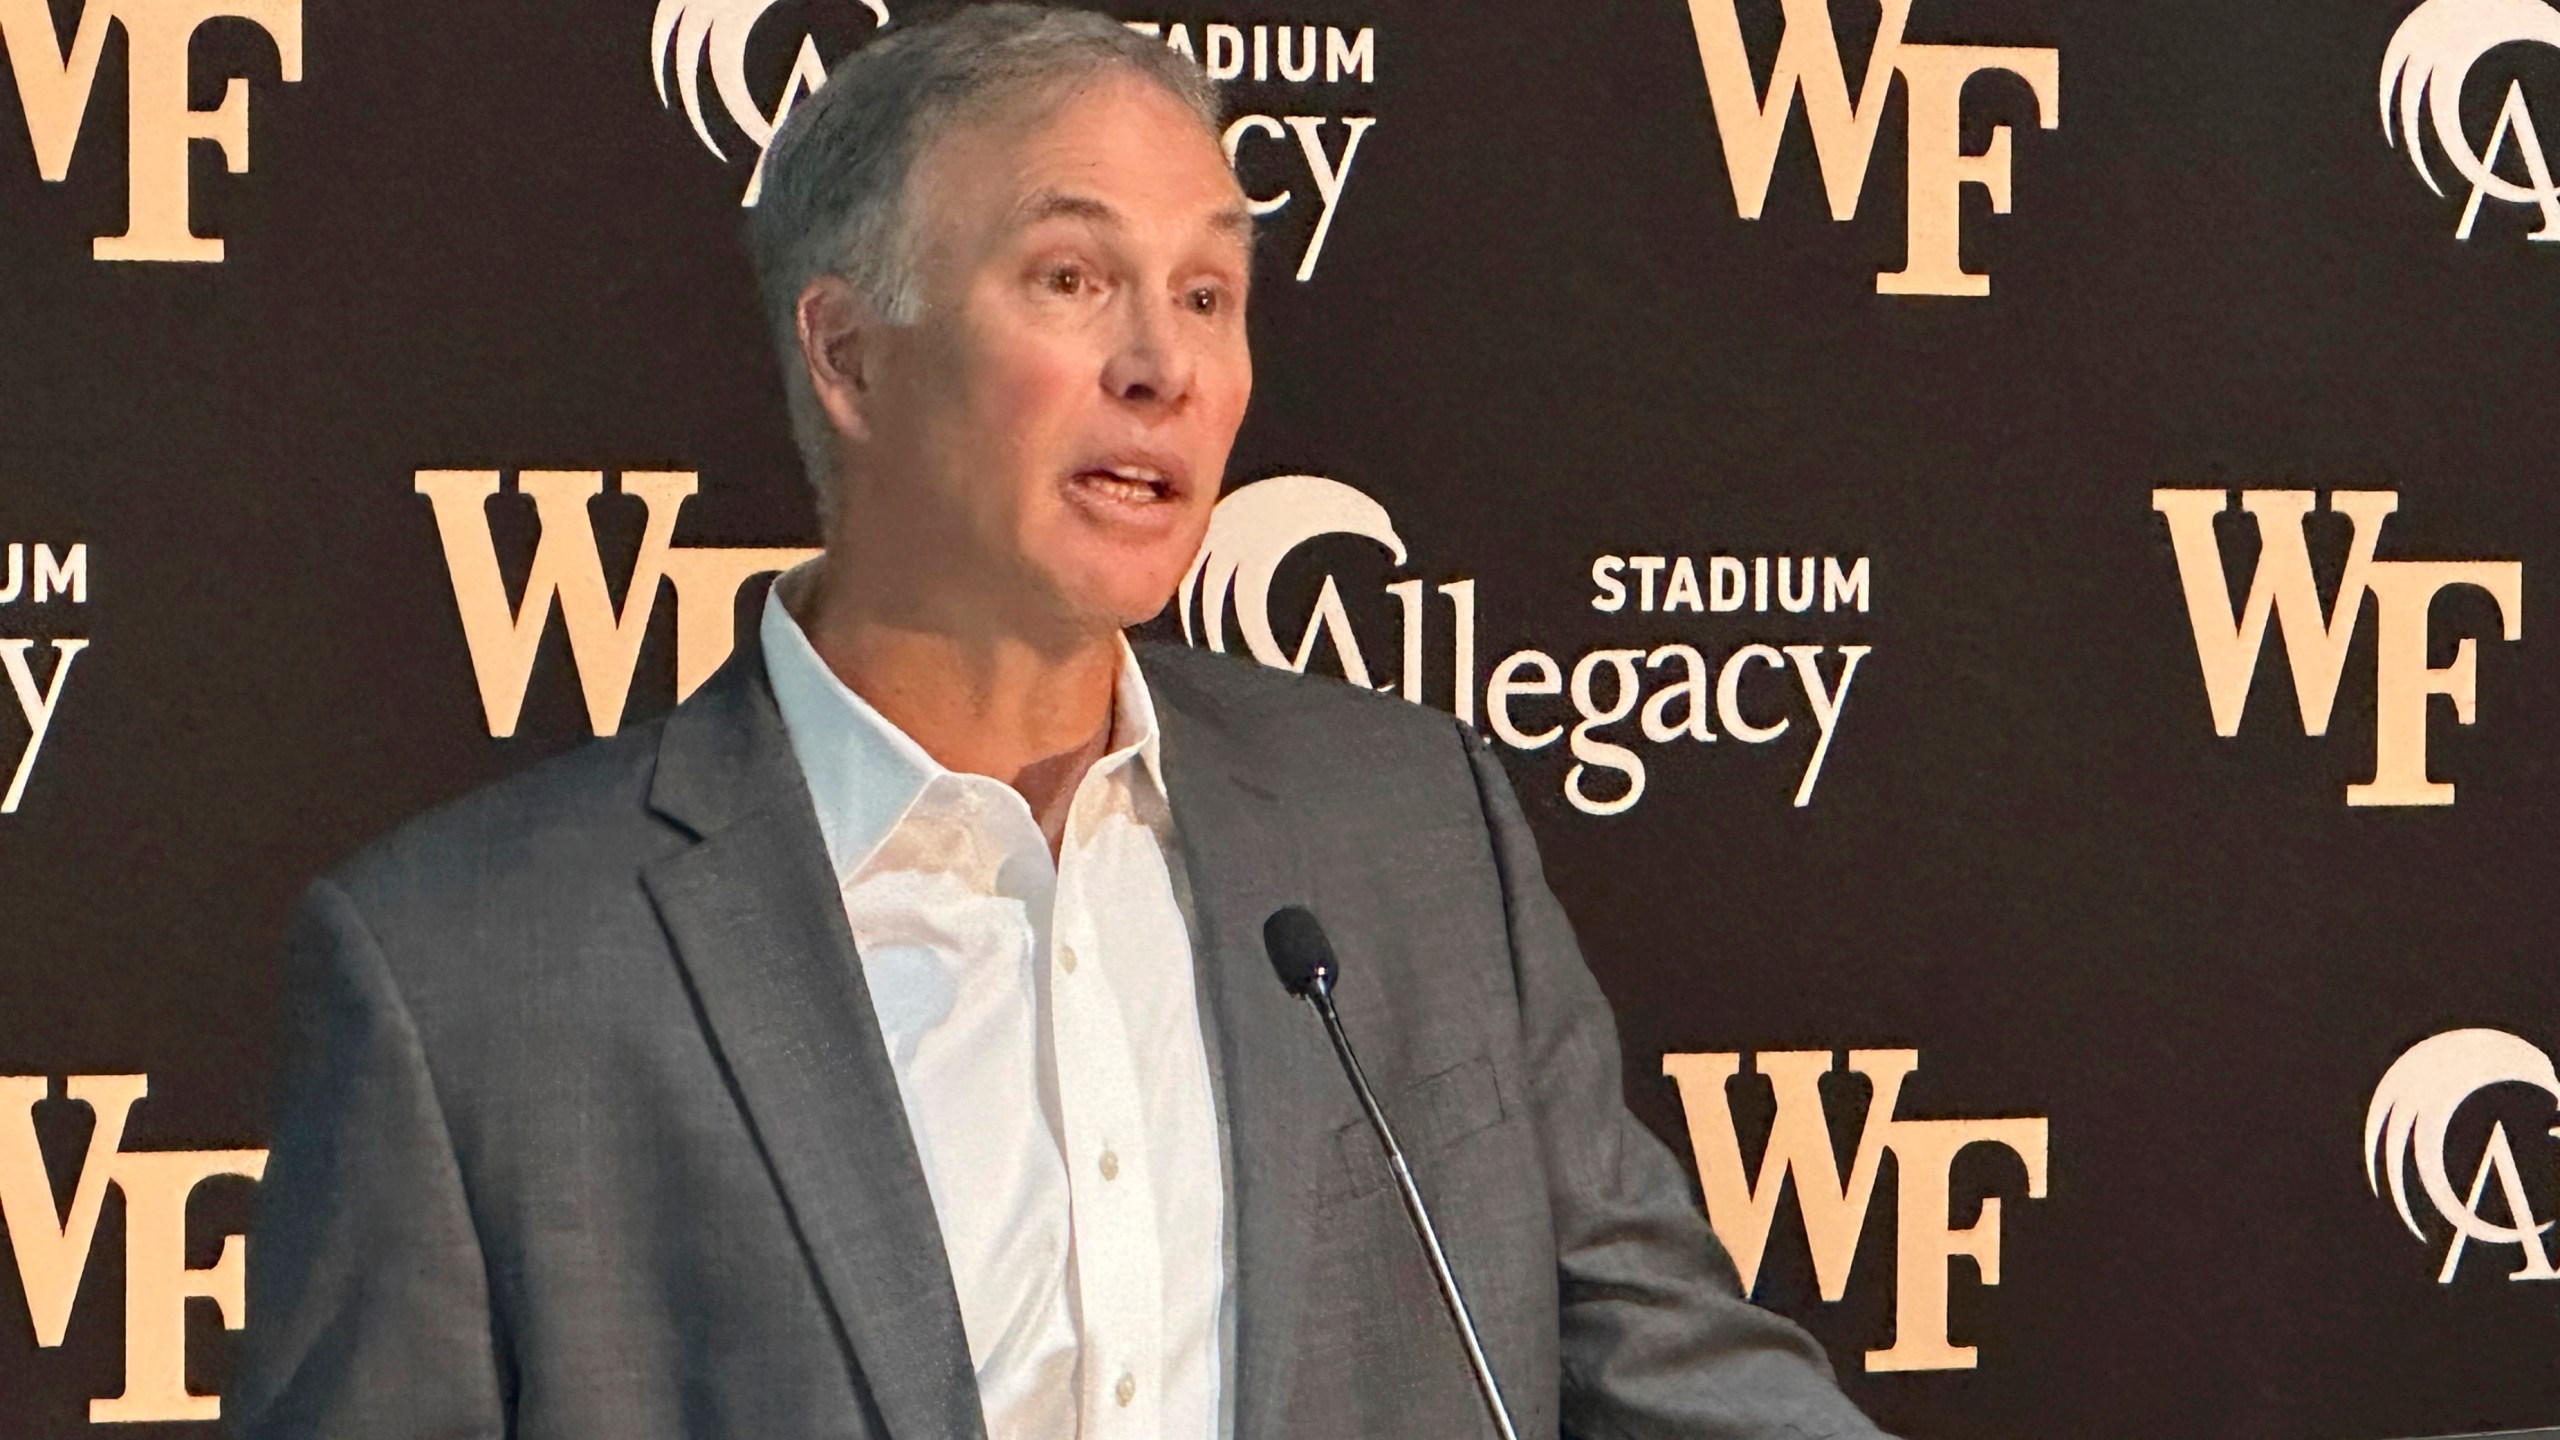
[745,3,1226,507]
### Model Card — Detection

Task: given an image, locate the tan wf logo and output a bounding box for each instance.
[1683,0,2058,296]
[418,470,816,737]
[0,0,303,260]
[2154,489,2523,806]
[0,1077,265,1422]
[1663,1048,2049,1371]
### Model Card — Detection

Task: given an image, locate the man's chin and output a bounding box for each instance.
[1028,541,1200,631]
[1094,584,1188,636]
[1043,570,1189,641]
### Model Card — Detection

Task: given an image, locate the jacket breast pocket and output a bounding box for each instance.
[1318,1053,1508,1206]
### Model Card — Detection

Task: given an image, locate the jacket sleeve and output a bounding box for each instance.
[1458,726,1894,1440]
[227,878,509,1440]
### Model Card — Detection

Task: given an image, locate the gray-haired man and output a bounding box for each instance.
[230,6,1892,1438]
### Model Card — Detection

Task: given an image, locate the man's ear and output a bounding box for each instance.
[796,275,881,445]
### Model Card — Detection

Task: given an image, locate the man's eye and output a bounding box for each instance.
[1045,266,1088,295]
[1187,286,1225,316]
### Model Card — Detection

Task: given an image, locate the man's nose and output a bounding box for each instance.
[1099,296,1196,410]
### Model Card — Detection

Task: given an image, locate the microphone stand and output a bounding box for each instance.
[1299,970,1523,1440]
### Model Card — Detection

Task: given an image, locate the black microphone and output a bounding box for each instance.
[1263,905,1522,1440]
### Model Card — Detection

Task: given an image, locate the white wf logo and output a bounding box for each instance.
[2367,1029,2560,1282]
[2153,490,2522,806]
[417,470,816,737]
[2381,0,2560,239]
[648,5,1376,280]
[1663,1049,2048,1371]
[1683,0,2059,296]
[0,1077,265,1422]
[0,0,302,261]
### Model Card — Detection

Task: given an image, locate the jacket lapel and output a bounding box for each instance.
[640,657,986,1440]
[1147,656,1331,1440]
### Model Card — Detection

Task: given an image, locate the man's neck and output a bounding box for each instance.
[785,563,1119,854]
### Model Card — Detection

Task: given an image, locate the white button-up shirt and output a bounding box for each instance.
[761,582,1227,1440]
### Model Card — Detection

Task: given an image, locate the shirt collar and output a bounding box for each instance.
[760,567,1168,880]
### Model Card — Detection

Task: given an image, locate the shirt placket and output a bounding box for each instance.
[1050,758,1165,1440]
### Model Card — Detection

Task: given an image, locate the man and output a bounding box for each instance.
[231,7,1892,1438]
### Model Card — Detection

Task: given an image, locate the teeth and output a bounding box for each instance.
[1075,469,1169,503]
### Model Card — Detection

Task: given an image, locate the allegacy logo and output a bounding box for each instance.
[1682,0,2059,296]
[650,0,887,205]
[2382,0,2560,240]
[0,0,303,261]
[2367,1029,2560,1282]
[2153,489,2522,806]
[649,5,1377,280]
[0,541,86,815]
[1182,475,1872,815]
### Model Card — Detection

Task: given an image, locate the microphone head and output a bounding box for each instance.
[1263,905,1338,998]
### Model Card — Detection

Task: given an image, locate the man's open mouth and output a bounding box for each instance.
[1068,460,1184,504]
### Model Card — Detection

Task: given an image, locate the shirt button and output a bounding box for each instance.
[1115,1372,1137,1407]
[1059,945,1078,974]
[1099,1148,1120,1181]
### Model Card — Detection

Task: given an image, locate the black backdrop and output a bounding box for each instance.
[4,0,2557,1434]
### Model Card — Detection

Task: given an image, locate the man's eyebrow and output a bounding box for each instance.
[1012,189,1121,230]
[1010,189,1257,247]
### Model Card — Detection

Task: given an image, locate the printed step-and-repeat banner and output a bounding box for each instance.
[2,0,2555,1434]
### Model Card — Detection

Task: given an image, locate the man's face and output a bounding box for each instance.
[841,71,1254,638]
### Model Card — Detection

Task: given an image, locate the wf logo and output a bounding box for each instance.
[1662,1049,2049,1371]
[0,0,303,260]
[1682,0,2060,296]
[2367,1029,2560,1282]
[417,471,817,737]
[0,1076,265,1422]
[2153,489,2523,806]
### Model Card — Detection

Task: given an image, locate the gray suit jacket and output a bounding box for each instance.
[230,640,1889,1440]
